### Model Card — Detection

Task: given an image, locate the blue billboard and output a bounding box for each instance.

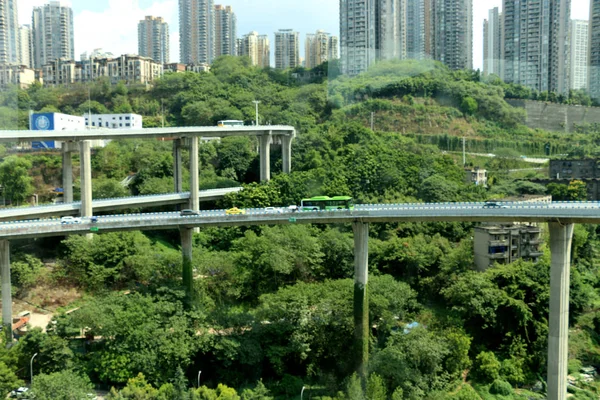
[31,113,57,149]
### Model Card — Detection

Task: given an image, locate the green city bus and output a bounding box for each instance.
[300,196,354,211]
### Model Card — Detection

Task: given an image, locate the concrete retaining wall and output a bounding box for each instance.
[507,99,600,133]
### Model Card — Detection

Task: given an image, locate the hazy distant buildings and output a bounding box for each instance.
[569,20,588,90]
[274,29,299,69]
[305,30,339,69]
[589,0,600,100]
[483,7,502,77]
[138,16,169,64]
[214,5,236,58]
[406,0,427,59]
[0,0,19,65]
[179,0,215,64]
[376,0,407,61]
[32,1,75,69]
[19,25,33,68]
[503,0,571,94]
[431,0,473,70]
[239,31,270,68]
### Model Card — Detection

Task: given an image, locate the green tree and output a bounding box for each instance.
[29,370,93,400]
[567,180,588,201]
[472,351,501,383]
[460,96,478,115]
[366,374,387,400]
[0,361,23,397]
[93,178,130,199]
[0,156,33,205]
[240,381,273,400]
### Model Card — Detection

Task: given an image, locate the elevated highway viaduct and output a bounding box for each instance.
[0,201,593,399]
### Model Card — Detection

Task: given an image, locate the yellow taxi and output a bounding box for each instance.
[225,207,246,215]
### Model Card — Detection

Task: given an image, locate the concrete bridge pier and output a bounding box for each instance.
[259,133,272,182]
[173,139,183,193]
[1,240,12,345]
[547,222,574,400]
[180,227,195,306]
[61,142,78,203]
[79,141,93,219]
[281,135,292,174]
[353,222,369,379]
[188,137,199,211]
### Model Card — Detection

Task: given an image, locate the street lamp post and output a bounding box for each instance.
[197,370,202,388]
[30,353,38,383]
[301,386,305,400]
[252,100,260,126]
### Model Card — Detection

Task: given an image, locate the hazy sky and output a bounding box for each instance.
[17,0,591,69]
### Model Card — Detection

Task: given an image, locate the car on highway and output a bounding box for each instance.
[482,202,507,209]
[287,205,299,212]
[264,207,284,214]
[180,209,200,216]
[225,207,246,215]
[60,216,82,224]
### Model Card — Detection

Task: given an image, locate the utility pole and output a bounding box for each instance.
[161,99,165,128]
[462,137,466,166]
[252,100,260,126]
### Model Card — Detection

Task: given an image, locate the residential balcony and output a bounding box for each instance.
[489,252,509,259]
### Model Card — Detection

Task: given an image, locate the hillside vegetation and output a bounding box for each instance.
[0,58,599,399]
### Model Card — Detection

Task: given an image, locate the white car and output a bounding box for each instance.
[60,216,82,224]
[264,207,283,214]
[10,387,28,398]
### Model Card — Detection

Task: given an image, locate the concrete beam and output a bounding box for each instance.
[259,134,272,182]
[0,240,12,345]
[547,222,574,400]
[353,222,369,380]
[281,135,292,174]
[180,228,195,306]
[173,139,183,193]
[79,141,92,218]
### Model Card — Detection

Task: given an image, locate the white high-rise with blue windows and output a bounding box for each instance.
[179,0,215,64]
[0,0,19,65]
[32,1,75,69]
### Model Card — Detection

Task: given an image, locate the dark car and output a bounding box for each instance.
[483,202,506,209]
[180,209,200,216]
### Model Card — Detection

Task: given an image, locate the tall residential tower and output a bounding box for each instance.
[589,0,600,100]
[274,29,300,69]
[569,19,588,90]
[0,0,19,65]
[138,16,169,64]
[305,30,339,69]
[179,0,215,64]
[239,31,270,68]
[483,7,502,77]
[214,5,236,58]
[503,0,571,93]
[339,0,377,75]
[431,0,473,70]
[32,1,75,68]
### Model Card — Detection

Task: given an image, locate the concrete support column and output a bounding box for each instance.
[180,228,195,306]
[281,135,292,174]
[189,137,199,211]
[173,139,183,193]
[79,141,93,218]
[259,134,272,182]
[547,222,574,400]
[0,240,12,345]
[353,222,369,380]
[62,146,74,203]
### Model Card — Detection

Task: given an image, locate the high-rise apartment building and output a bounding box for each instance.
[431,0,473,70]
[406,0,426,59]
[339,0,377,75]
[589,0,600,100]
[503,0,571,94]
[274,29,299,69]
[138,16,169,64]
[569,20,588,90]
[214,5,236,58]
[376,0,407,60]
[19,25,33,68]
[32,1,75,69]
[179,0,215,64]
[483,7,502,77]
[329,36,339,61]
[239,31,270,68]
[305,30,339,69]
[0,0,19,65]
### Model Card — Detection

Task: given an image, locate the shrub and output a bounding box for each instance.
[489,379,512,396]
[473,351,501,383]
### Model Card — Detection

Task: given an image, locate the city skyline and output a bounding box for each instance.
[14,0,591,70]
